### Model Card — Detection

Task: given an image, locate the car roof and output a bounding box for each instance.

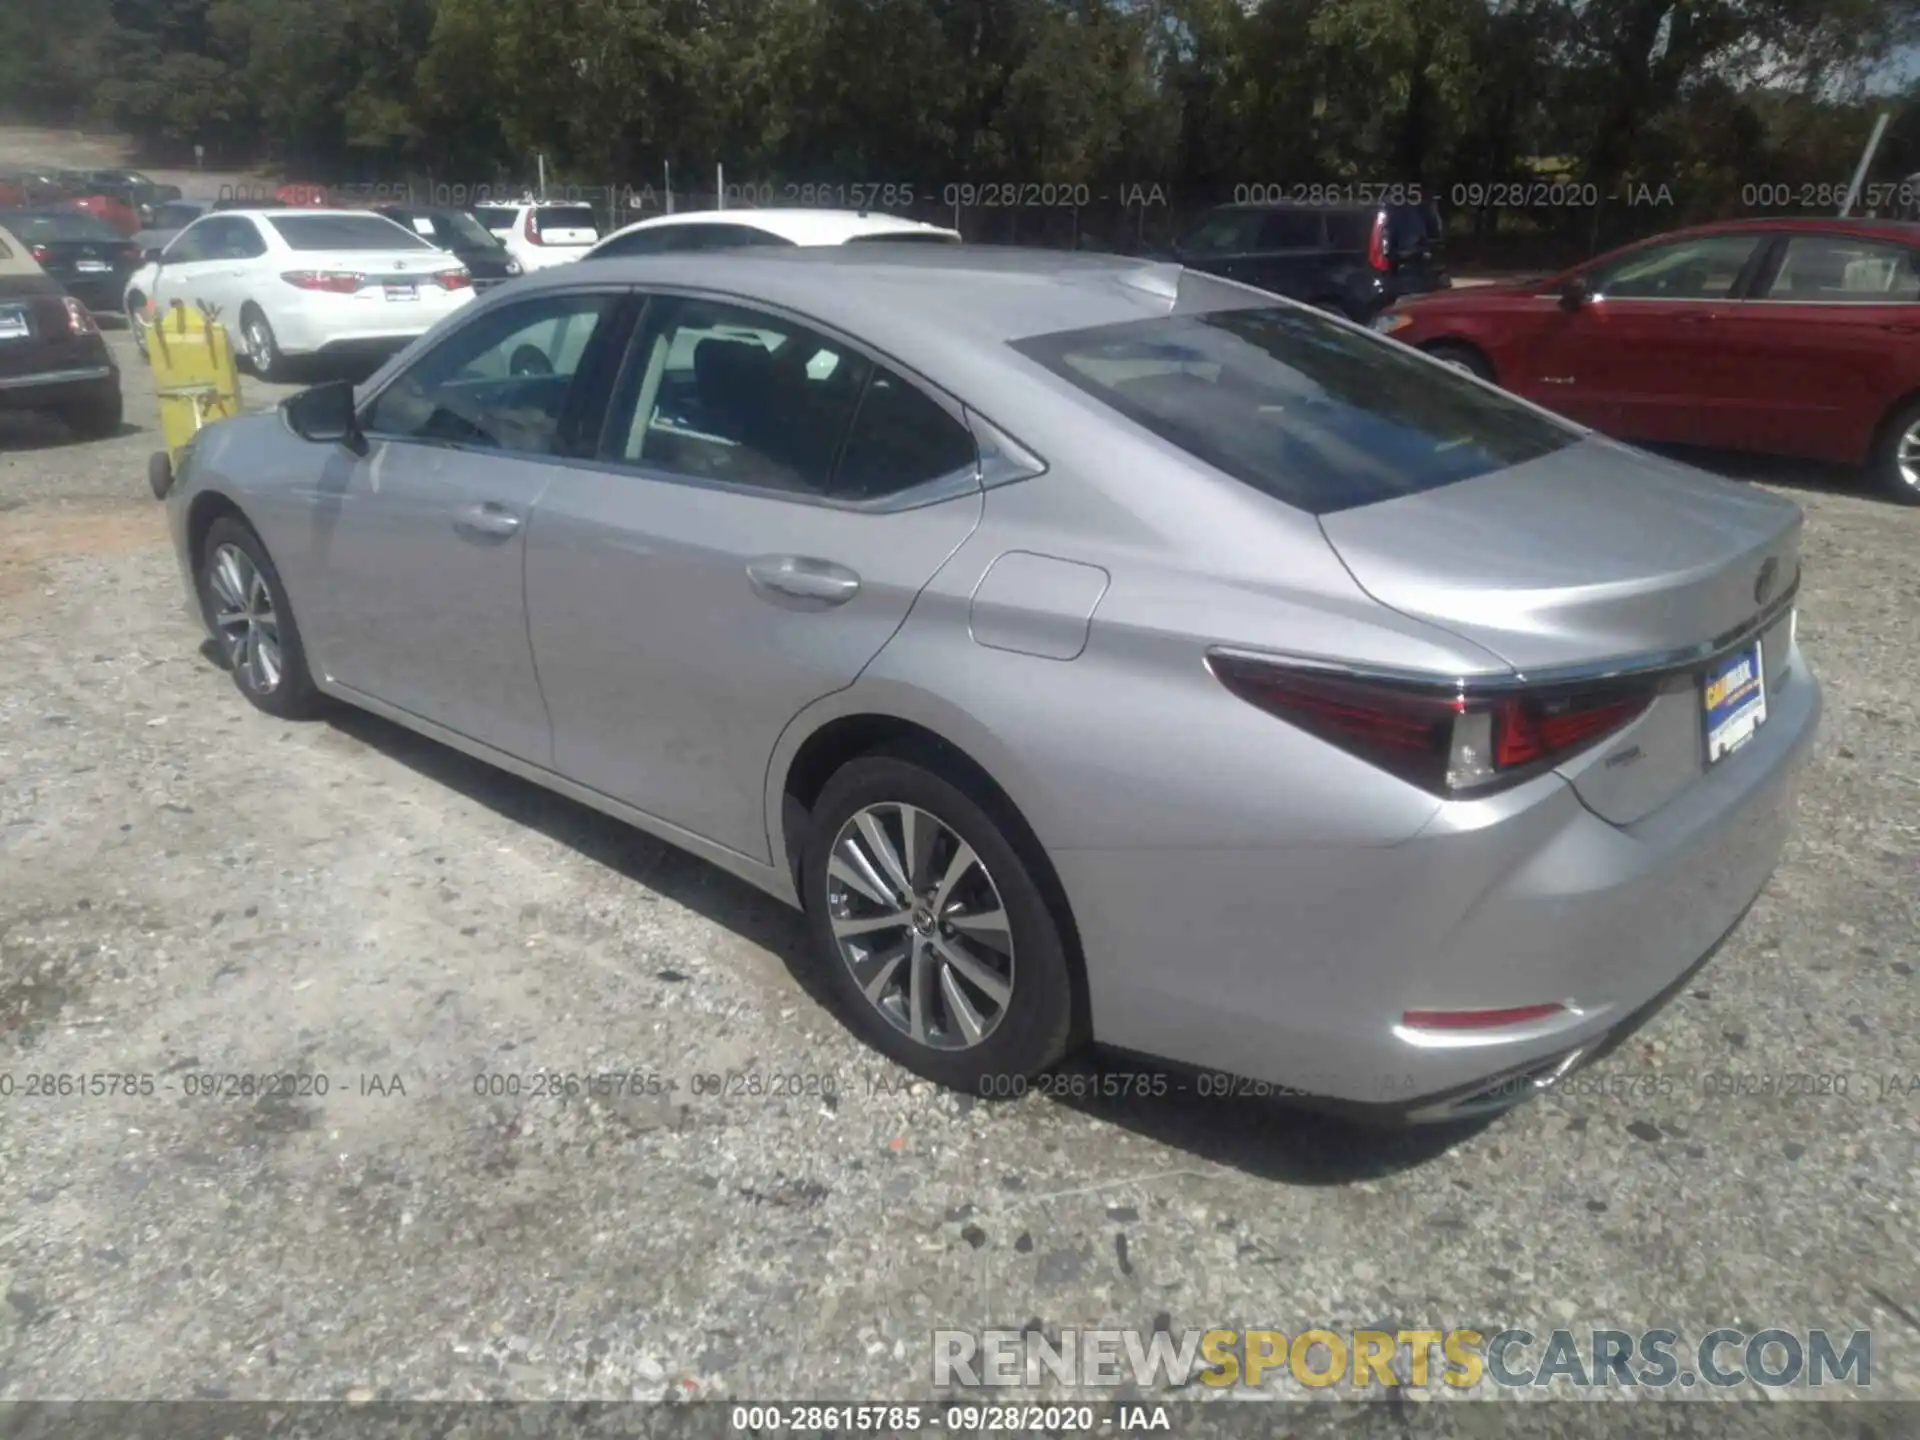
[1637,216,1920,245]
[0,224,43,275]
[606,207,961,245]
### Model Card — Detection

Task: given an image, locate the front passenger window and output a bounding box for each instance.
[364,293,611,454]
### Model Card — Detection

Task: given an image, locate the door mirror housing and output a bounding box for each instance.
[1558,276,1591,311]
[285,380,367,454]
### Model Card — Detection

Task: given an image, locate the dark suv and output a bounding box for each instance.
[1167,201,1449,322]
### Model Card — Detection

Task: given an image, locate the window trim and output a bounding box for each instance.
[584,285,1005,513]
[1745,230,1920,305]
[355,285,636,462]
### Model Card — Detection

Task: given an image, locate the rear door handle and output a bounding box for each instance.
[1883,323,1920,335]
[1675,312,1715,325]
[747,555,861,609]
[453,502,522,543]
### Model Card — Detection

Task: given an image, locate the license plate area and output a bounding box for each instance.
[383,283,418,301]
[1702,641,1767,765]
[0,306,28,340]
[75,259,112,273]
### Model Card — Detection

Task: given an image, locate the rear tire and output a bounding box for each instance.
[57,386,123,440]
[196,516,325,719]
[126,293,148,361]
[1871,398,1920,506]
[1424,341,1496,383]
[801,751,1078,1094]
[239,304,286,382]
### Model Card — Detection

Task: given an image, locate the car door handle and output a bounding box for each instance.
[1883,323,1920,335]
[747,556,861,609]
[1674,312,1715,324]
[452,502,522,543]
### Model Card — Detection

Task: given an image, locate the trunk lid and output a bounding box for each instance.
[1318,437,1803,824]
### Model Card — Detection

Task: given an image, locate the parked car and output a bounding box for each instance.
[1372,217,1920,504]
[584,207,961,257]
[369,205,523,290]
[1165,199,1449,322]
[123,208,477,379]
[133,199,210,254]
[70,190,143,237]
[84,170,181,224]
[0,208,145,313]
[152,247,1818,1122]
[471,200,601,271]
[0,223,123,438]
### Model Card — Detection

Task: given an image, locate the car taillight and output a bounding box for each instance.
[280,271,363,293]
[122,245,143,264]
[1366,211,1390,272]
[29,245,51,264]
[434,268,473,290]
[1206,654,1656,798]
[524,211,545,245]
[62,296,99,335]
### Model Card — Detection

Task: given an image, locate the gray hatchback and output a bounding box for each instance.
[156,246,1820,1122]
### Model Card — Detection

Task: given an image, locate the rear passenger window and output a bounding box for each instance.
[603,296,872,495]
[833,370,977,501]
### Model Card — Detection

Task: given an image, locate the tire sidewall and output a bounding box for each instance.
[801,755,1075,1092]
[197,516,321,718]
[240,305,280,380]
[1428,343,1493,382]
[1875,401,1920,505]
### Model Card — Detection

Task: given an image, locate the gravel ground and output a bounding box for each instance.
[1,333,1918,1409]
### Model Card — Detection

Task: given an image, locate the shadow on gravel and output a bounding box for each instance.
[311,703,1491,1186]
[0,413,145,453]
[1643,443,1871,502]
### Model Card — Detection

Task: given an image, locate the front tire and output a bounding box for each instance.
[801,752,1077,1092]
[1871,398,1920,506]
[196,516,324,719]
[1425,341,1496,383]
[238,304,286,382]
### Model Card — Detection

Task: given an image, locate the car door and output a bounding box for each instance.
[1714,231,1920,464]
[200,215,272,321]
[1509,231,1768,444]
[524,292,984,862]
[300,288,627,762]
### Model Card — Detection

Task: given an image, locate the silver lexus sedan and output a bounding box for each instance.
[154,245,1821,1123]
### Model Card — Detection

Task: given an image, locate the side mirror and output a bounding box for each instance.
[285,380,367,455]
[1558,277,1591,311]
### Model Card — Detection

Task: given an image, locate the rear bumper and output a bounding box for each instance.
[1057,647,1822,1117]
[0,363,118,412]
[267,288,476,356]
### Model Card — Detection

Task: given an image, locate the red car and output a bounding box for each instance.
[70,193,141,237]
[1373,217,1920,503]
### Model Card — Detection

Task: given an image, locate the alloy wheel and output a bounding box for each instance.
[244,317,272,373]
[824,802,1015,1050]
[1898,418,1920,493]
[206,543,283,694]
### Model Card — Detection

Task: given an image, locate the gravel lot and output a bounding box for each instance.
[1,330,1917,1408]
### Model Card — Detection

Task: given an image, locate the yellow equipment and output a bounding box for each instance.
[140,298,245,500]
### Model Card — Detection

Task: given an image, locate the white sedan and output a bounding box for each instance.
[582,207,961,258]
[125,209,478,379]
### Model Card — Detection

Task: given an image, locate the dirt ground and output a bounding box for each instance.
[1,313,1918,1409]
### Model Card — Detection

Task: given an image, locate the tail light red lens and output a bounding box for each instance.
[62,296,100,335]
[281,270,363,293]
[1402,1003,1568,1031]
[434,268,473,290]
[1367,211,1390,272]
[524,210,546,245]
[1207,654,1656,798]
[29,244,51,264]
[122,245,144,264]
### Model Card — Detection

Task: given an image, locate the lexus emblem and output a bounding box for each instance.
[395,261,406,270]
[1754,557,1779,605]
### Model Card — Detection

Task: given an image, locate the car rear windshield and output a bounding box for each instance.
[1011,306,1579,515]
[2,210,122,242]
[268,214,434,251]
[533,206,598,232]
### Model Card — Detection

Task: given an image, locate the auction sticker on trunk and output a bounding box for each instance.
[384,283,418,301]
[1703,642,1767,764]
[0,306,28,340]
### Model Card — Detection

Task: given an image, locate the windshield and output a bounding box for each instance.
[437,211,503,248]
[1012,306,1579,515]
[268,214,434,251]
[473,207,516,230]
[0,210,123,242]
